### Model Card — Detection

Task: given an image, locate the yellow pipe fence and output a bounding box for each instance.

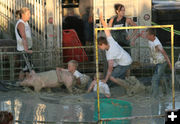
[95,25,175,122]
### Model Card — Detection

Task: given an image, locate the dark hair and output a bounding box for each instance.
[97,36,108,45]
[146,28,156,36]
[0,111,13,124]
[15,7,30,19]
[114,3,125,14]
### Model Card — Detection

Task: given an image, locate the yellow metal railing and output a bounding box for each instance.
[95,25,175,123]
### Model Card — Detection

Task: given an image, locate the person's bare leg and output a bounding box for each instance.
[110,76,129,89]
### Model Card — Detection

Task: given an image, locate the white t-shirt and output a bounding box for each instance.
[15,19,33,51]
[73,70,83,78]
[148,37,166,64]
[106,36,132,66]
[73,70,90,85]
[93,80,111,96]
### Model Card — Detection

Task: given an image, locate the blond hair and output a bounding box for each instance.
[15,7,30,19]
[68,60,78,68]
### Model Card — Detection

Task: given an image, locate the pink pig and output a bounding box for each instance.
[19,69,76,93]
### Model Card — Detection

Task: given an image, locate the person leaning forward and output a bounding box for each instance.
[97,10,132,88]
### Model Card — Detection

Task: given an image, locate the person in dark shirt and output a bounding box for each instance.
[109,3,138,48]
[63,8,85,45]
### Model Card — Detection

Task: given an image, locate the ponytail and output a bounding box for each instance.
[15,10,21,19]
[15,7,30,20]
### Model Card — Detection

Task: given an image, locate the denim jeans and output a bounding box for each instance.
[108,65,130,87]
[151,62,167,98]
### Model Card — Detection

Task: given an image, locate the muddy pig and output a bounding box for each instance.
[19,70,76,92]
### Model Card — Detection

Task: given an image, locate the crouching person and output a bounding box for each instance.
[57,60,91,90]
[87,72,111,98]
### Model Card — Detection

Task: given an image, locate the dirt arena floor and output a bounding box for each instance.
[0,76,180,124]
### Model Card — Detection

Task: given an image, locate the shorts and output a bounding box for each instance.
[108,65,130,87]
[111,65,130,79]
[20,51,33,72]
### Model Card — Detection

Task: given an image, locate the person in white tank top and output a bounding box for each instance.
[15,7,35,80]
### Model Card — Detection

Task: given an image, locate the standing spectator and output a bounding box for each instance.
[15,7,35,80]
[79,0,93,45]
[63,8,85,45]
[109,3,138,49]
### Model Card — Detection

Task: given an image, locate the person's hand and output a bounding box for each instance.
[58,67,64,71]
[26,50,33,54]
[130,40,135,46]
[169,63,172,70]
[88,16,93,23]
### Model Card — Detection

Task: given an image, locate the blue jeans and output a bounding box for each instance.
[108,65,130,87]
[151,62,167,98]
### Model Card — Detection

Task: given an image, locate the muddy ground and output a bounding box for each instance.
[0,76,180,124]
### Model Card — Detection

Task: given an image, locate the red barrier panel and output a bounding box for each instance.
[63,29,88,63]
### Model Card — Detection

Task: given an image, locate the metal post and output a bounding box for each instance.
[95,28,100,121]
[171,25,175,109]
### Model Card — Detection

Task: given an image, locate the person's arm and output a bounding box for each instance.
[126,18,138,40]
[131,30,146,46]
[56,67,67,71]
[103,60,114,83]
[17,22,32,53]
[87,80,96,93]
[108,17,114,27]
[56,67,68,82]
[156,45,172,70]
[99,12,111,37]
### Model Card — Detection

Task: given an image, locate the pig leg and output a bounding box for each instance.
[31,75,45,92]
